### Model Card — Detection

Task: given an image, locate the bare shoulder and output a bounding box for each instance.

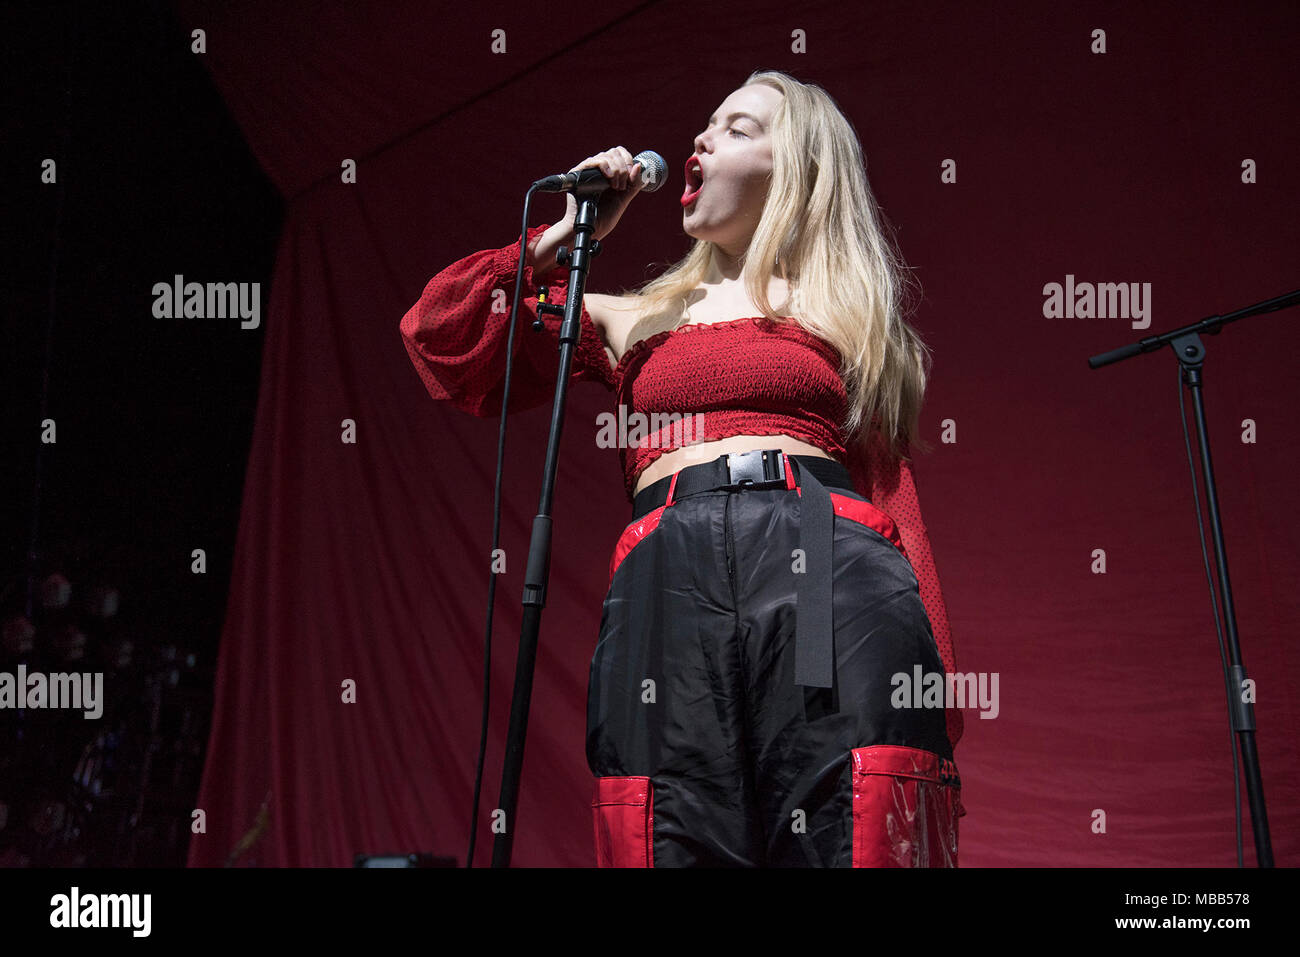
[582,292,645,368]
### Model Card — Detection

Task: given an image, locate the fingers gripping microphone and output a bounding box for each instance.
[532,150,668,194]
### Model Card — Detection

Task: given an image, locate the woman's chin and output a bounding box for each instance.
[682,215,710,240]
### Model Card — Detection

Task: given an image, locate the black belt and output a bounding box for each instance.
[632,451,855,689]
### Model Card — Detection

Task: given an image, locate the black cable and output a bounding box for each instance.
[466,195,544,867]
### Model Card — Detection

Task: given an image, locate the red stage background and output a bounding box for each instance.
[180,0,1299,866]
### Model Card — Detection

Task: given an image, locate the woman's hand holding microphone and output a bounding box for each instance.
[528,147,647,274]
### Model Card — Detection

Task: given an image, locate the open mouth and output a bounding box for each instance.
[681,157,704,208]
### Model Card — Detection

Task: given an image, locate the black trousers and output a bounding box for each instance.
[587,452,963,867]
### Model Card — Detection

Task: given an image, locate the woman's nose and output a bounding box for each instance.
[693,129,712,155]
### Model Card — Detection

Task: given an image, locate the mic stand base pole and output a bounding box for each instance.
[1172,331,1272,867]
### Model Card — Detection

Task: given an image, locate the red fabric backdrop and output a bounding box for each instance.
[180,0,1299,866]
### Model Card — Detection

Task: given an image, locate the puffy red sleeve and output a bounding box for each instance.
[400,223,616,416]
[847,428,964,750]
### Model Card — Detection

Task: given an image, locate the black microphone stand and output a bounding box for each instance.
[491,192,604,867]
[1089,286,1300,868]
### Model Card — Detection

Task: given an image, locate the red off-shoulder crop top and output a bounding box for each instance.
[399,223,962,748]
[398,223,851,498]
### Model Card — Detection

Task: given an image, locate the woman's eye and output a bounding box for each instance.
[729,128,747,138]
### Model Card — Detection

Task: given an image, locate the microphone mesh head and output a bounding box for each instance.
[633,150,668,193]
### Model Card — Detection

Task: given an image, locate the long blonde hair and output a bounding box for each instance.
[618,69,932,461]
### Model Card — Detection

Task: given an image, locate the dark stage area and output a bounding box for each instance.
[3,2,280,865]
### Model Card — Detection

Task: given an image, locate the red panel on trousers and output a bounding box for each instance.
[826,491,908,560]
[592,775,654,867]
[851,745,963,867]
[607,506,666,587]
